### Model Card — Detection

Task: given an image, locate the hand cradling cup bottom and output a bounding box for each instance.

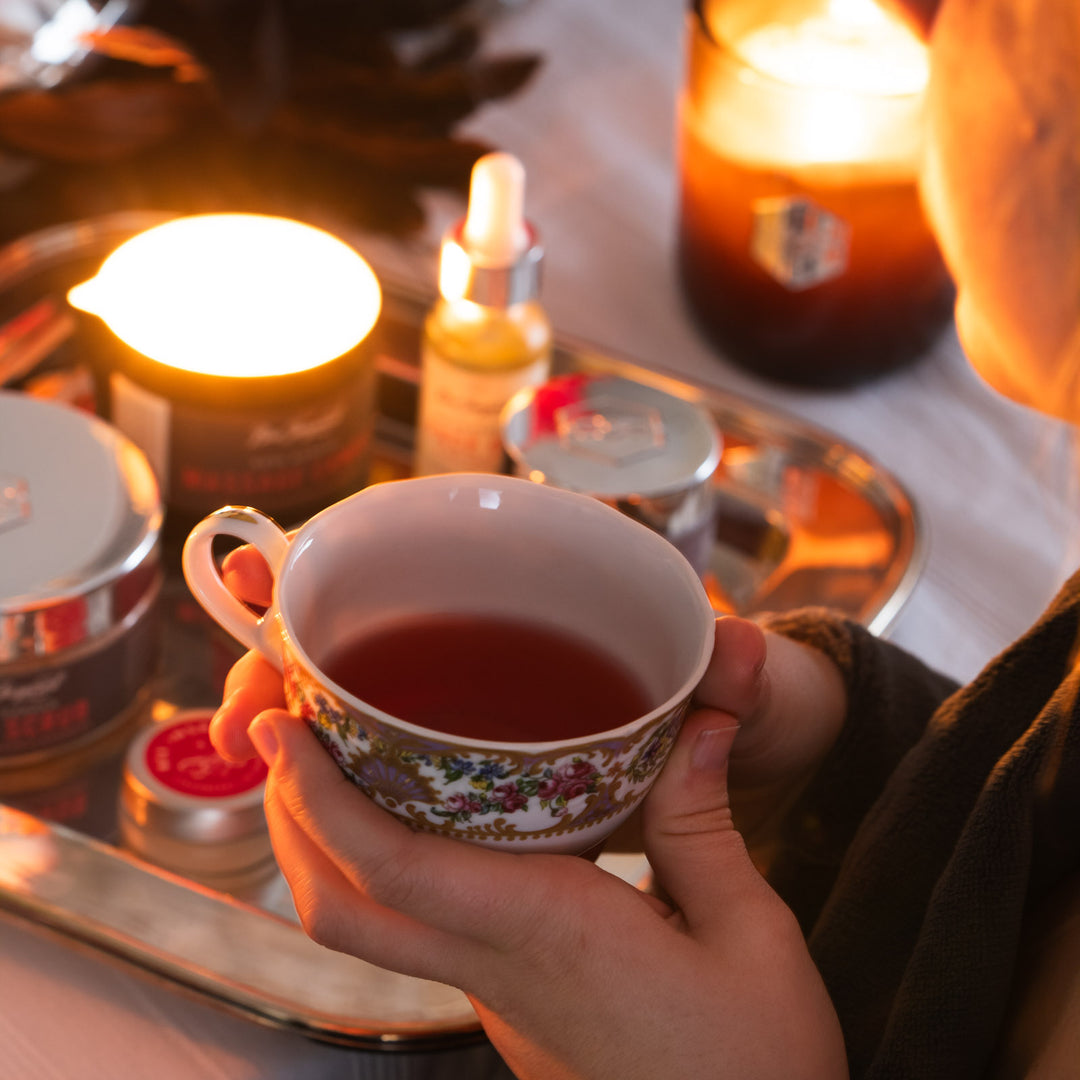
[182,474,715,855]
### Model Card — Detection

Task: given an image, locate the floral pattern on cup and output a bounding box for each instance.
[282,646,691,847]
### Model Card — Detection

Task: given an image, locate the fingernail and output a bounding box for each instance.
[691,725,739,772]
[247,716,279,766]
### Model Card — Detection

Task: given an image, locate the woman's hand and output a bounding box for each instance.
[243,696,846,1080]
[205,544,850,1077]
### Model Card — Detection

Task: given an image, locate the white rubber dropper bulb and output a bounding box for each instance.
[461,152,530,266]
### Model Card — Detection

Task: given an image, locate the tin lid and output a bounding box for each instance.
[500,374,722,499]
[120,710,269,850]
[0,391,162,661]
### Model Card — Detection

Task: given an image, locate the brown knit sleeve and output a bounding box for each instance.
[756,607,961,933]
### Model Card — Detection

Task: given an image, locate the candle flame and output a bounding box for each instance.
[68,214,382,378]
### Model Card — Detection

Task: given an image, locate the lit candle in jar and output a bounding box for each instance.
[68,213,382,528]
[678,0,955,386]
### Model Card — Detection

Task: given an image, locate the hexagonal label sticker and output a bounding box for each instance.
[750,195,850,291]
[555,396,666,466]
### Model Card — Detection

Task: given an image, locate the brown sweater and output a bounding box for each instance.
[763,569,1080,1079]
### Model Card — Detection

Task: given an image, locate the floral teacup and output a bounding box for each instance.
[182,474,715,855]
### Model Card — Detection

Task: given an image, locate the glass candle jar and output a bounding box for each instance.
[677,0,955,387]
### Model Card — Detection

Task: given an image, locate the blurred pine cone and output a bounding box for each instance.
[0,0,541,241]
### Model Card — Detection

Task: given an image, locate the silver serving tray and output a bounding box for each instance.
[0,214,924,1050]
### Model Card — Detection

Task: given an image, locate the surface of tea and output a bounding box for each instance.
[320,614,653,742]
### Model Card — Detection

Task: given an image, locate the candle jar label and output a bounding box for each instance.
[110,372,372,525]
[750,196,850,291]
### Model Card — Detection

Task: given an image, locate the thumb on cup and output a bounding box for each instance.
[642,710,777,943]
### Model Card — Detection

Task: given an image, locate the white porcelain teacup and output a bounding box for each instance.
[182,474,715,855]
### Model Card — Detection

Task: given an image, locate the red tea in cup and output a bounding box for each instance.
[320,613,653,743]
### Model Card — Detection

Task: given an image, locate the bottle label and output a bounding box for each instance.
[110,372,371,520]
[415,346,550,474]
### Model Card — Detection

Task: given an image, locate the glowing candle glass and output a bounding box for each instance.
[678,0,955,386]
[69,214,382,528]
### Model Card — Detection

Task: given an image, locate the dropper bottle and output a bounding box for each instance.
[414,152,553,476]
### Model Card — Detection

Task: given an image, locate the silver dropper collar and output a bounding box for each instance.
[439,219,544,308]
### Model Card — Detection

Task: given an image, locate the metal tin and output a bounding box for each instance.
[0,699,139,839]
[0,392,162,761]
[119,709,275,891]
[500,373,722,574]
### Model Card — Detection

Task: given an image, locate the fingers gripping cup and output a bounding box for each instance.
[182,475,715,854]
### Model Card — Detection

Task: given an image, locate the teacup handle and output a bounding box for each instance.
[181,506,292,671]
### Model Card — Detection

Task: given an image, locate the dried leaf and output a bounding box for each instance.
[469,54,543,103]
[274,108,488,185]
[291,65,472,132]
[290,153,431,233]
[80,25,206,81]
[142,0,288,132]
[280,0,472,35]
[0,79,205,163]
[291,52,542,134]
[0,0,541,243]
[411,22,482,70]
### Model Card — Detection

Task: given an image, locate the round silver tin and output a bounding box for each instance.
[0,391,162,761]
[500,374,722,574]
[119,709,275,891]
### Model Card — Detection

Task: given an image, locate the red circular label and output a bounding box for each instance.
[145,716,267,798]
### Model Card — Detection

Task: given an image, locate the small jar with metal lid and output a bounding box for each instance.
[119,709,278,895]
[500,373,722,576]
[0,391,163,766]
